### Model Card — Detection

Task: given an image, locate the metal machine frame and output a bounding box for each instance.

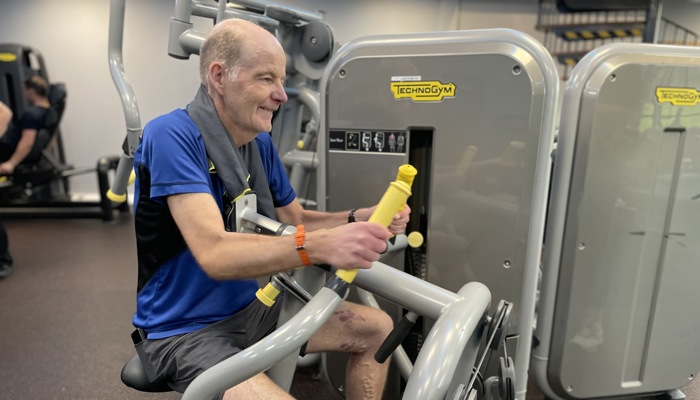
[181,189,495,400]
[533,42,700,400]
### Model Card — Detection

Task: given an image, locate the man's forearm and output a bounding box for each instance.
[301,208,371,231]
[8,138,34,167]
[0,103,12,135]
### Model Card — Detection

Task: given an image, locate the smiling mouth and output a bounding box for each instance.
[259,106,276,113]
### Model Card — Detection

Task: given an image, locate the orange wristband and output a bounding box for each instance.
[295,224,312,267]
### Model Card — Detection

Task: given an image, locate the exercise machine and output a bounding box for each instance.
[182,167,500,400]
[0,43,128,221]
[532,42,700,400]
[122,163,514,400]
[315,27,559,399]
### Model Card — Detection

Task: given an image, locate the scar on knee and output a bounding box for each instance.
[339,339,368,353]
[334,309,367,323]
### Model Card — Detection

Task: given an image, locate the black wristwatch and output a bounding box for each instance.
[348,209,357,223]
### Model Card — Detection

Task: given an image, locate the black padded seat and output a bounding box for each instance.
[120,354,173,393]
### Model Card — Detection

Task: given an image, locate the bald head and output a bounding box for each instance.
[199,19,282,87]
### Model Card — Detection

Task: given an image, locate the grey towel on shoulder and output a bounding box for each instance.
[187,85,276,220]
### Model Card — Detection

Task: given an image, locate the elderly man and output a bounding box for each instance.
[131,18,410,399]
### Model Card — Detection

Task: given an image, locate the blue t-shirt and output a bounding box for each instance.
[132,108,295,339]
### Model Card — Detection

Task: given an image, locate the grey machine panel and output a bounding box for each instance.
[317,29,559,399]
[540,43,700,399]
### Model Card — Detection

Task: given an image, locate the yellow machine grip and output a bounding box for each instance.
[256,282,281,307]
[335,164,417,284]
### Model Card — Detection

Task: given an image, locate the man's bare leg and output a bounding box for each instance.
[306,301,394,400]
[222,372,294,400]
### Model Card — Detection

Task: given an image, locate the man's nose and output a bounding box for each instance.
[273,82,288,103]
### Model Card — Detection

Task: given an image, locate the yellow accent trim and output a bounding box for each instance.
[209,159,216,173]
[564,58,577,66]
[597,30,612,38]
[0,53,17,62]
[106,190,127,203]
[407,231,424,248]
[256,283,281,307]
[231,188,252,202]
[614,29,627,37]
[581,30,595,39]
[630,28,643,37]
[564,31,578,40]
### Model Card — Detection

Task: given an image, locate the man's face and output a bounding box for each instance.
[220,43,288,144]
[24,87,37,103]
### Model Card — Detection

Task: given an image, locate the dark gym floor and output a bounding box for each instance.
[0,217,698,400]
[0,217,342,400]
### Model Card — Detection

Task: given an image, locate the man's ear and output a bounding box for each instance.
[208,62,226,95]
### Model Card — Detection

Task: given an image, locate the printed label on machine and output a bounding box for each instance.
[390,78,456,102]
[656,86,700,106]
[329,130,406,154]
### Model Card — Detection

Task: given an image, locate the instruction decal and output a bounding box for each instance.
[0,53,17,62]
[656,87,700,106]
[329,130,406,154]
[390,79,456,102]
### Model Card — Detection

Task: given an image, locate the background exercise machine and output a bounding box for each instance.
[0,43,128,222]
[533,42,700,400]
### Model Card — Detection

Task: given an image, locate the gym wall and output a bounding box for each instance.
[0,0,697,195]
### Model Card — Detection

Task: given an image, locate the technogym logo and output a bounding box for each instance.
[656,87,700,106]
[391,77,456,102]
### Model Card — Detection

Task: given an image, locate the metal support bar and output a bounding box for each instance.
[182,287,344,400]
[643,0,662,43]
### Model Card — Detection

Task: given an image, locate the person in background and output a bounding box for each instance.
[0,75,50,175]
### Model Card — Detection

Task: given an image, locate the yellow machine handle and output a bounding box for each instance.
[256,281,282,307]
[335,164,417,284]
[256,164,417,306]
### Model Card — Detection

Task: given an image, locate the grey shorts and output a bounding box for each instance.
[138,298,282,395]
